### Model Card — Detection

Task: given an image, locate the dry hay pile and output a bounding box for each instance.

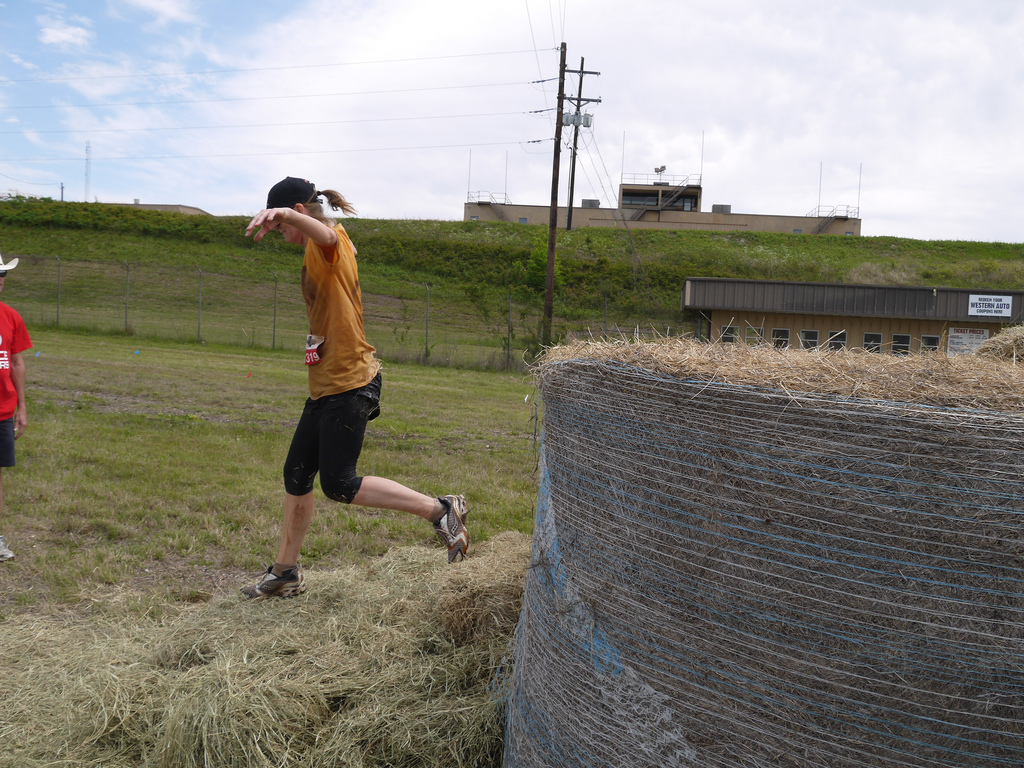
[0,533,531,768]
[976,323,1024,361]
[502,338,1024,768]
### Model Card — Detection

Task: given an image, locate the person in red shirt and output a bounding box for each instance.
[0,254,31,563]
[239,178,468,598]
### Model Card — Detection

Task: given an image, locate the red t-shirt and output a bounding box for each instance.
[0,302,31,419]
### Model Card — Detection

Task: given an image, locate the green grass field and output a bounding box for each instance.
[0,328,539,619]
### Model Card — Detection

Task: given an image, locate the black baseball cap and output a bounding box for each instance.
[266,177,318,209]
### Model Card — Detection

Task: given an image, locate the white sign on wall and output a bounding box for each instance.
[968,295,1013,317]
[947,327,990,356]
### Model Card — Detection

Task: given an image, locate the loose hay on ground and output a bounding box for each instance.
[0,533,531,768]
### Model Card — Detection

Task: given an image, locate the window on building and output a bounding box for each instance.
[921,335,941,352]
[721,326,739,343]
[792,229,803,234]
[892,334,912,355]
[621,192,660,207]
[745,327,764,345]
[664,195,699,211]
[863,332,882,353]
[800,329,819,349]
[518,218,529,224]
[771,328,790,348]
[826,330,848,350]
[470,215,479,221]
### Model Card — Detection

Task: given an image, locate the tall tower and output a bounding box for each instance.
[84,140,92,202]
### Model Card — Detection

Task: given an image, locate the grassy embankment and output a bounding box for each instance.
[3,199,1023,363]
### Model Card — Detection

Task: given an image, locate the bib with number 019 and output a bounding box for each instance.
[305,334,325,366]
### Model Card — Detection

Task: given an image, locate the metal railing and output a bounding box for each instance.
[806,204,860,219]
[620,172,702,188]
[466,191,513,205]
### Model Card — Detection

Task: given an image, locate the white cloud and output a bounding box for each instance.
[116,0,198,26]
[37,13,93,49]
[7,53,39,70]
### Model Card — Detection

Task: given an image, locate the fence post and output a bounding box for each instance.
[123,260,130,333]
[424,283,430,361]
[197,268,203,343]
[56,256,62,327]
[272,272,278,350]
[507,288,512,370]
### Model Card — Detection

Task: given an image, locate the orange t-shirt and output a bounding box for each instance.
[302,224,380,399]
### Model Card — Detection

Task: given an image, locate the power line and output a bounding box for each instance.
[0,81,531,112]
[0,111,528,136]
[0,170,60,186]
[1,49,553,85]
[1,139,549,164]
[523,1,546,82]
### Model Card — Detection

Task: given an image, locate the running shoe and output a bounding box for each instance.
[240,566,307,599]
[0,535,12,561]
[433,494,469,563]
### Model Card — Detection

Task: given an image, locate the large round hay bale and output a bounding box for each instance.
[502,339,1024,768]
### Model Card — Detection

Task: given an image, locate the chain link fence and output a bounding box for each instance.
[10,255,688,372]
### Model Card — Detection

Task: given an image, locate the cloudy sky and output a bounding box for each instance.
[1,0,1022,242]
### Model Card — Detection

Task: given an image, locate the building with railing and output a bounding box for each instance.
[465,172,861,235]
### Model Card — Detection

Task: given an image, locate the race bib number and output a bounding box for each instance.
[305,334,325,366]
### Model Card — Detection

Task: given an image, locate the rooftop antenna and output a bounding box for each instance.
[857,162,863,213]
[700,131,705,181]
[817,161,823,214]
[619,131,625,200]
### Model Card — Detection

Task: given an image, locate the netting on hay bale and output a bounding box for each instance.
[501,338,1024,768]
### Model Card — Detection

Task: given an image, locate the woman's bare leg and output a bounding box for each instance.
[352,476,443,521]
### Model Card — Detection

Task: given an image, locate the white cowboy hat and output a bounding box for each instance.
[0,253,18,271]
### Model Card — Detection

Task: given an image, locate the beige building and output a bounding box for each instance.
[110,200,212,216]
[465,173,861,236]
[684,277,1024,356]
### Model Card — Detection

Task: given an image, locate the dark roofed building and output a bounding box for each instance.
[684,277,1024,355]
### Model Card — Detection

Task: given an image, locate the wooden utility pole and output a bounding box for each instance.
[543,42,567,349]
[565,58,601,230]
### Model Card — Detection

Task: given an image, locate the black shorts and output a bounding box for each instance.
[283,372,382,502]
[0,417,15,467]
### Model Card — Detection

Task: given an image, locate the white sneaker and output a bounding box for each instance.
[239,565,306,599]
[433,495,469,563]
[0,535,13,561]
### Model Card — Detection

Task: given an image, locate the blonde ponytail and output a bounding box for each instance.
[300,188,356,226]
[321,189,356,216]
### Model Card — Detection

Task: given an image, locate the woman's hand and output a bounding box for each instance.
[245,205,338,247]
[246,207,290,242]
